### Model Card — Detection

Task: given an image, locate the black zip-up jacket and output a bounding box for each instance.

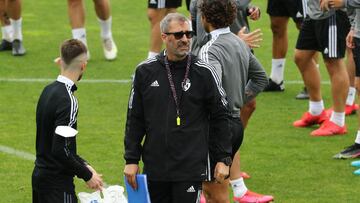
[124,51,232,181]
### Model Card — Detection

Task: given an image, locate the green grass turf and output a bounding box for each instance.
[1,0,360,202]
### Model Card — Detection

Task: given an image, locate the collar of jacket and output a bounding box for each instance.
[57,75,78,92]
[210,27,231,39]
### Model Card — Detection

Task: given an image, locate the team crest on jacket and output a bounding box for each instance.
[182,78,191,91]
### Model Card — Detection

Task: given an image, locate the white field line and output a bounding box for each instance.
[0,145,35,161]
[0,144,110,186]
[0,78,331,85]
[0,78,132,84]
[285,80,330,85]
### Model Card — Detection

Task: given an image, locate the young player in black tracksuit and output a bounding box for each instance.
[32,39,103,203]
[124,13,232,203]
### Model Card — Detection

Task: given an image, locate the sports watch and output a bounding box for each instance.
[220,156,232,166]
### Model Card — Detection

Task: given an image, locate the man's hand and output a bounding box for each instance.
[237,27,263,49]
[86,170,103,191]
[213,162,229,183]
[346,29,355,49]
[248,7,261,21]
[124,164,140,190]
[320,0,345,11]
[328,0,345,9]
[320,0,330,11]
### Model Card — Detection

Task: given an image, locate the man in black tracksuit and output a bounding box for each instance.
[124,13,232,203]
[32,39,103,203]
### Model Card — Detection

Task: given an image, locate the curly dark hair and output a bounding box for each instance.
[199,0,237,29]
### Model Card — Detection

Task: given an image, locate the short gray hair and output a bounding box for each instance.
[160,13,190,33]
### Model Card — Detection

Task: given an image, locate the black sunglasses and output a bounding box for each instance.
[164,31,195,40]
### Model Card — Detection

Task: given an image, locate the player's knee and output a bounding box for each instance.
[270,23,286,38]
[270,24,280,34]
[147,10,159,24]
[68,0,82,7]
[294,52,302,66]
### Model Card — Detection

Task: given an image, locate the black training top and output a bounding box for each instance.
[32,75,92,191]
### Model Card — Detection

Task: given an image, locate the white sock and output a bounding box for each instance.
[355,131,360,144]
[10,18,22,41]
[148,51,159,59]
[72,28,88,47]
[346,87,356,106]
[330,111,345,127]
[230,178,248,198]
[270,58,286,84]
[309,100,324,116]
[98,16,112,40]
[1,25,13,41]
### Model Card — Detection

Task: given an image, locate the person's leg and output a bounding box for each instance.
[295,50,322,102]
[7,0,20,34]
[293,49,328,128]
[333,37,360,163]
[203,179,230,203]
[309,57,349,136]
[356,76,360,133]
[293,17,330,128]
[271,16,289,64]
[309,12,350,136]
[67,0,85,29]
[93,0,109,20]
[265,0,293,91]
[344,48,359,113]
[239,99,256,128]
[147,8,176,58]
[295,51,319,100]
[265,16,289,90]
[67,0,87,47]
[0,0,12,51]
[93,0,117,60]
[32,190,39,203]
[147,181,172,203]
[35,189,77,203]
[230,99,255,183]
[7,0,21,20]
[204,118,243,203]
[351,75,360,153]
[325,46,357,113]
[334,78,360,158]
[229,100,273,202]
[0,0,10,27]
[325,58,348,113]
[7,0,24,55]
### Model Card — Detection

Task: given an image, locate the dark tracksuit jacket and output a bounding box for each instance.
[32,76,92,192]
[124,51,232,181]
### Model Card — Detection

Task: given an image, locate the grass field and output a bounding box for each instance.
[1,0,360,202]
